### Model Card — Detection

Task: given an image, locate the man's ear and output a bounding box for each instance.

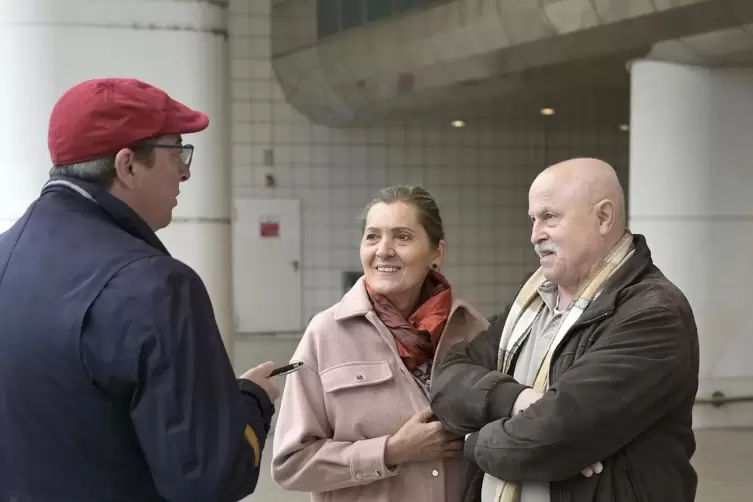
[595,199,616,235]
[113,148,138,189]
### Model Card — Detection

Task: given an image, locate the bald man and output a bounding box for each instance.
[431,158,699,502]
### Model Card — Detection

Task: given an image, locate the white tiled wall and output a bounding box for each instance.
[228,0,629,326]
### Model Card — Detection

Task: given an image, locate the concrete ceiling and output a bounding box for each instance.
[354,49,639,130]
[271,0,753,129]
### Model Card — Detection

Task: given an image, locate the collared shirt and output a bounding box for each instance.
[481,281,563,502]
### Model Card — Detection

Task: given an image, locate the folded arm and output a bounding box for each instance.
[430,312,530,435]
[467,307,695,482]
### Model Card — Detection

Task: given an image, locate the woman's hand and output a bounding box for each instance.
[384,409,463,467]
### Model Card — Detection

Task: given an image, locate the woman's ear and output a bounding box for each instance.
[432,239,447,269]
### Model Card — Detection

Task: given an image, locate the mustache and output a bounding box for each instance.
[534,241,558,257]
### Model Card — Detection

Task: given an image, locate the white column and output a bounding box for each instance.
[0,0,234,354]
[629,60,753,428]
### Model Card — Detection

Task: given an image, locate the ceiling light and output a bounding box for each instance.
[451,120,466,128]
[540,107,555,116]
[619,124,630,132]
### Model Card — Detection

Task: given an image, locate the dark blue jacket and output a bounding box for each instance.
[0,177,274,502]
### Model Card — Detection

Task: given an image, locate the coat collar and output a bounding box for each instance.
[574,233,654,324]
[334,275,474,322]
[41,175,170,256]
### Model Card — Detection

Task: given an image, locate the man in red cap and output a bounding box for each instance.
[0,78,278,501]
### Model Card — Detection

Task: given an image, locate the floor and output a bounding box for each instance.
[245,429,753,502]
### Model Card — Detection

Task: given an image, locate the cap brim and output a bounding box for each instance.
[178,111,209,134]
[165,98,210,134]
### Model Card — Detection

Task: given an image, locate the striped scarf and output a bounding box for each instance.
[492,232,635,502]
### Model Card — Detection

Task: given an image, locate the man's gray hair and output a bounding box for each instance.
[48,144,155,187]
[49,156,117,186]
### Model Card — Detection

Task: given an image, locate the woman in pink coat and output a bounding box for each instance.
[272,185,489,502]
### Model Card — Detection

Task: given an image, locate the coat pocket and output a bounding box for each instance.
[319,360,402,439]
[320,360,393,393]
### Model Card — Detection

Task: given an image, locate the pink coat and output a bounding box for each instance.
[271,278,489,502]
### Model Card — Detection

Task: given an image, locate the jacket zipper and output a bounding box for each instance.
[624,466,641,502]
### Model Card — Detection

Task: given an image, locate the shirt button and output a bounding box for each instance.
[431,469,439,477]
[355,472,363,480]
[375,470,382,477]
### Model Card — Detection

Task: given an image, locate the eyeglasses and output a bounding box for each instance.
[150,143,194,167]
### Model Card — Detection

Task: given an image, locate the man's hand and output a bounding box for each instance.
[512,389,544,417]
[241,361,280,401]
[513,388,603,478]
[580,461,603,477]
[512,388,543,415]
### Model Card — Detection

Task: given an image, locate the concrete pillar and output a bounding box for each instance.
[629,60,753,428]
[0,0,234,354]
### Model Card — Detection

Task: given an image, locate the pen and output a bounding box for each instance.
[269,360,304,377]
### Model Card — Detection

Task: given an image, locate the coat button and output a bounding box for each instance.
[356,374,364,381]
[431,469,439,477]
[375,470,382,477]
[355,472,363,479]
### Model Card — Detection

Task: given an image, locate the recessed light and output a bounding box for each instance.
[451,120,466,128]
[540,107,555,116]
[619,124,630,132]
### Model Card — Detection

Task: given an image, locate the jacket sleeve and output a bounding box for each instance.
[468,306,695,483]
[430,310,529,436]
[80,256,274,502]
[271,324,398,492]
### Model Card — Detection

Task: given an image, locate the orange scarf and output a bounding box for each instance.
[365,270,453,370]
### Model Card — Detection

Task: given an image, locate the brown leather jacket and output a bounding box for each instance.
[431,234,700,502]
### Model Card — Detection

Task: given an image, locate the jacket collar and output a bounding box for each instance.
[334,275,473,322]
[41,175,170,256]
[575,233,654,324]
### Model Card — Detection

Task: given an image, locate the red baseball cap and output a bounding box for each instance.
[48,78,209,165]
